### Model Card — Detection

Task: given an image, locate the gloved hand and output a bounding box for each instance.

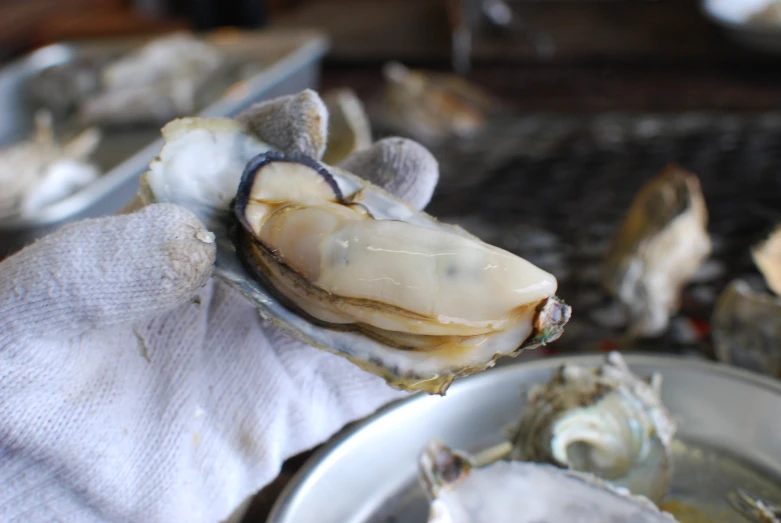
[0,90,439,523]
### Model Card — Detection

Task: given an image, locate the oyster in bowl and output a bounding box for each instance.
[508,351,676,502]
[419,440,679,523]
[138,91,571,395]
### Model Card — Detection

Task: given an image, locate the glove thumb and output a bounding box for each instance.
[0,203,215,342]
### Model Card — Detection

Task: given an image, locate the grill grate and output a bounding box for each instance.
[420,112,781,360]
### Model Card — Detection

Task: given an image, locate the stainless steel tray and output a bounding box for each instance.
[0,28,329,258]
[267,354,781,523]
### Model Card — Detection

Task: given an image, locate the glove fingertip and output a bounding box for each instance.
[237,89,329,160]
[339,136,439,211]
[155,204,216,300]
[0,203,216,340]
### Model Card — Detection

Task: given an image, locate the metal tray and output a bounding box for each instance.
[267,354,781,523]
[0,28,329,258]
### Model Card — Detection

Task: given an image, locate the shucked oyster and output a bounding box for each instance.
[509,352,676,502]
[603,164,711,338]
[419,440,679,523]
[139,96,570,394]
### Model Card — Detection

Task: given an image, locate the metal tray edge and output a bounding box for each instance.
[0,30,331,230]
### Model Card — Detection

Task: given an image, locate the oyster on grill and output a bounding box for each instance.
[712,227,781,378]
[752,226,781,296]
[419,440,679,523]
[603,164,712,338]
[508,352,676,502]
[712,279,781,378]
[139,97,570,394]
[371,62,498,144]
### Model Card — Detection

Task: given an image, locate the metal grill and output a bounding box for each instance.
[420,112,781,359]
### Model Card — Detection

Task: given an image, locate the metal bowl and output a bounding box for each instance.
[268,353,781,523]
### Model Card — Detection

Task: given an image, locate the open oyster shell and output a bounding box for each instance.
[138,99,570,395]
[419,440,679,523]
[603,164,711,338]
[508,352,676,503]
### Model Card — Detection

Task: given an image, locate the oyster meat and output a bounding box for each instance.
[509,351,676,502]
[419,440,679,523]
[139,95,570,394]
[0,110,101,219]
[603,163,712,338]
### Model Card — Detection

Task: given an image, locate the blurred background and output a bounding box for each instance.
[1,0,781,111]
[3,0,781,520]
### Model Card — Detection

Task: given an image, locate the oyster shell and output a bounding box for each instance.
[603,163,712,338]
[139,101,570,394]
[0,110,101,219]
[508,352,676,503]
[371,62,498,144]
[419,440,679,523]
[321,88,373,165]
[711,279,781,378]
[752,226,781,297]
[29,33,231,127]
[81,33,228,126]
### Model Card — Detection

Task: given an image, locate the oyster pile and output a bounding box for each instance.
[370,62,498,144]
[139,92,571,394]
[603,164,712,338]
[419,440,679,523]
[712,228,781,377]
[0,110,101,219]
[29,33,228,126]
[508,352,676,502]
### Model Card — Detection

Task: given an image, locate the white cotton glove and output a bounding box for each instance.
[0,90,439,523]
